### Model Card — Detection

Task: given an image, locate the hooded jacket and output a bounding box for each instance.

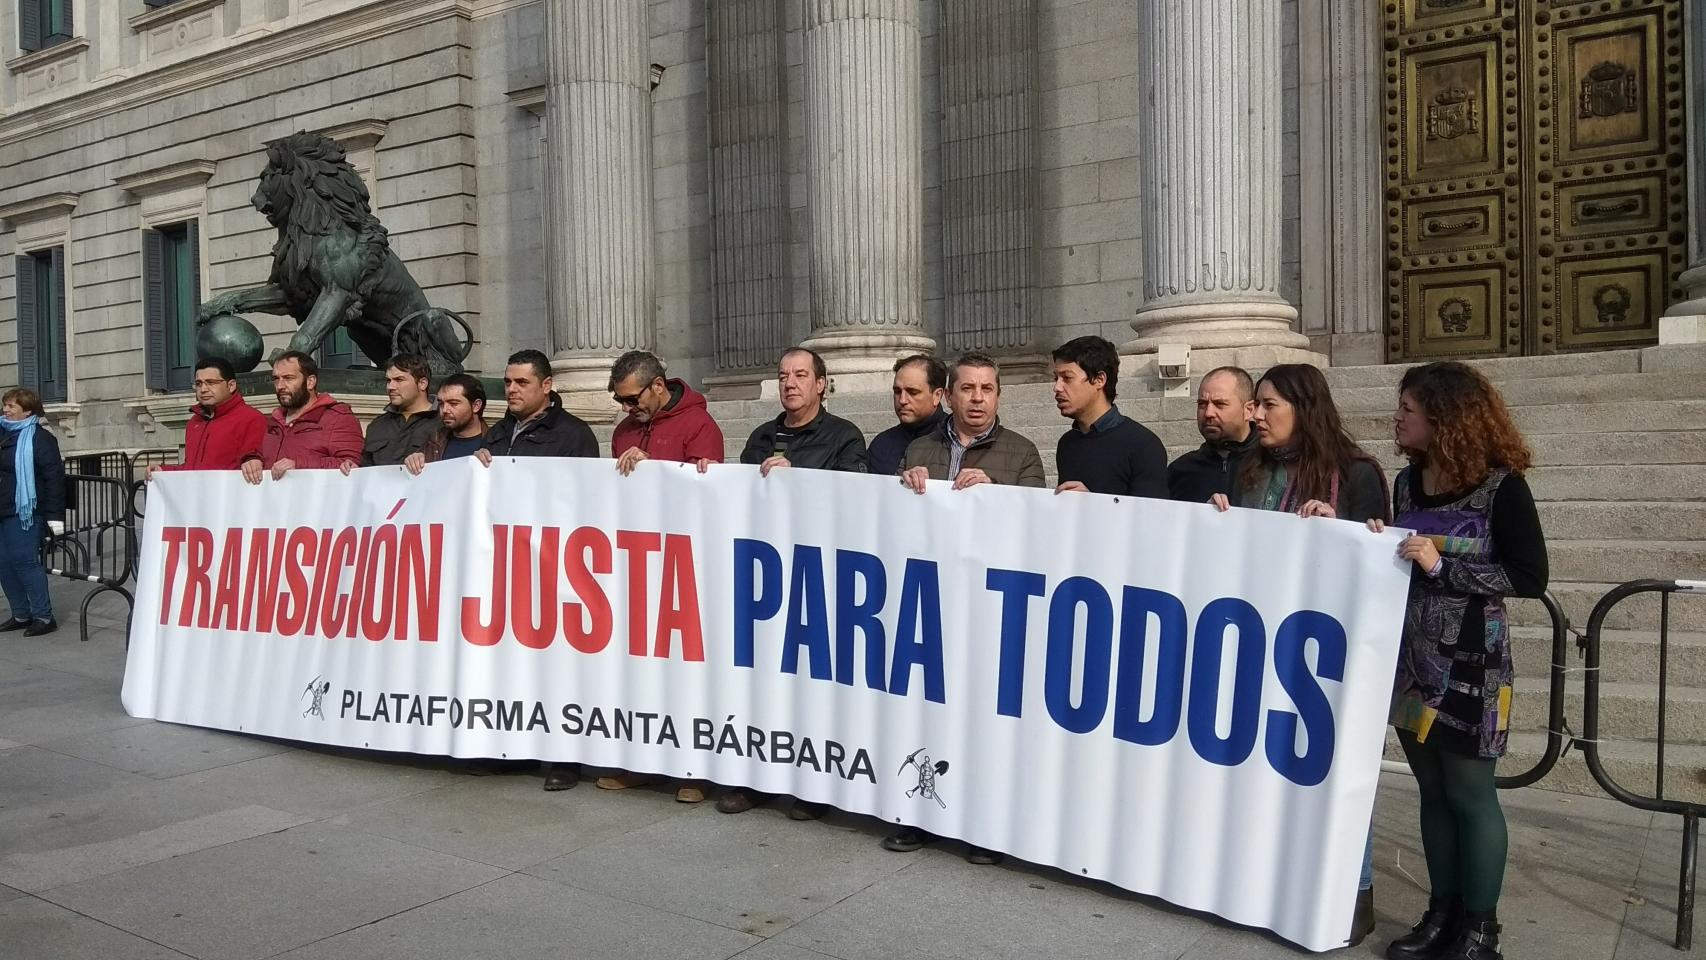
[161,391,266,471]
[250,393,366,469]
[611,379,726,463]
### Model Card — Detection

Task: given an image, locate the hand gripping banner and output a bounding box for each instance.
[124,457,1410,951]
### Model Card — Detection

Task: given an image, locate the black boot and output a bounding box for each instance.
[1385,898,1461,960]
[1438,913,1501,960]
[1348,885,1375,947]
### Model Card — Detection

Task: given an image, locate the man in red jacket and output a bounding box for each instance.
[609,350,725,475]
[240,351,365,484]
[146,357,266,477]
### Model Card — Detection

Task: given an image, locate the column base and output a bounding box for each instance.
[1118,344,1330,394]
[1661,266,1706,344]
[549,354,622,423]
[798,331,938,394]
[1123,299,1313,354]
[702,371,779,403]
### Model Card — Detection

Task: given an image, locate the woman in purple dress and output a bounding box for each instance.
[1369,361,1548,960]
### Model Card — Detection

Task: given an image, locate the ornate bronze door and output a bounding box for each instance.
[1382,0,1689,360]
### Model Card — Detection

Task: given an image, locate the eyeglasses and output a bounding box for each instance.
[192,379,230,389]
[613,392,644,408]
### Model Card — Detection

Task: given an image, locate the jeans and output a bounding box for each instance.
[1361,826,1375,890]
[0,514,51,621]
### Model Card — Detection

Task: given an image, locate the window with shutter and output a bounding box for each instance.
[145,222,202,392]
[14,256,38,389]
[19,249,68,404]
[18,0,41,53]
[42,0,70,47]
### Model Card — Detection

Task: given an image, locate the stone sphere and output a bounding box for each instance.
[194,313,265,373]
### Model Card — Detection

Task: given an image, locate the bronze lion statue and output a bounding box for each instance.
[198,132,470,376]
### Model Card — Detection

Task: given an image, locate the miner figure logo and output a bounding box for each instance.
[898,747,950,809]
[301,676,331,719]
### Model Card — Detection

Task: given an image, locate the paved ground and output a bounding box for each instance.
[0,581,1696,960]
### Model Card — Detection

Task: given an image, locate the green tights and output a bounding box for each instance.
[1397,729,1508,913]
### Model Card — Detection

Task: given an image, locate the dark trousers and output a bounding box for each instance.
[0,515,51,621]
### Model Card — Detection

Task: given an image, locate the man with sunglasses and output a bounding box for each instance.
[608,351,726,476]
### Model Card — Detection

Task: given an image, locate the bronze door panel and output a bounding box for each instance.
[1554,251,1668,350]
[1403,41,1506,181]
[1555,176,1666,239]
[1401,0,1501,33]
[1549,12,1664,163]
[1384,0,1685,360]
[1406,191,1506,254]
[1402,266,1511,357]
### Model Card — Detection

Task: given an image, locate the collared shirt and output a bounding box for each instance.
[1077,405,1127,434]
[946,419,995,480]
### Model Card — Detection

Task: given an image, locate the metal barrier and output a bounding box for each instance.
[39,474,137,644]
[1581,579,1706,951]
[1495,591,1576,790]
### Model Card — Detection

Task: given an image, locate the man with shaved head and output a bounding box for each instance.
[1167,366,1258,503]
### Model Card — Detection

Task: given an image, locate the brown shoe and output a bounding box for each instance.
[596,772,656,790]
[787,800,827,821]
[676,782,707,803]
[716,789,756,814]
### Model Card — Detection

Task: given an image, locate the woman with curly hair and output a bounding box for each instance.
[1212,363,1389,945]
[1371,361,1548,960]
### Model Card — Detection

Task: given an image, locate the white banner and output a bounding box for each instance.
[124,457,1409,951]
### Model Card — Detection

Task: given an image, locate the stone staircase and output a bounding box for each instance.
[615,345,1706,803]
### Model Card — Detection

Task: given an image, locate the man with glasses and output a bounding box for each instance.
[146,357,266,476]
[608,350,725,476]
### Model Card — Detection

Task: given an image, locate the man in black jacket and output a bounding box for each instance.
[1167,366,1259,503]
[1051,336,1167,498]
[350,353,441,469]
[867,354,947,477]
[477,350,599,462]
[475,349,597,794]
[737,347,868,474]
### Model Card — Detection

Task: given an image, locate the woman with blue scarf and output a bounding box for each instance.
[1,388,66,636]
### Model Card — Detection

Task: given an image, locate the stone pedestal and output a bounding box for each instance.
[1125,0,1316,362]
[543,0,655,398]
[799,0,935,389]
[1662,2,1706,344]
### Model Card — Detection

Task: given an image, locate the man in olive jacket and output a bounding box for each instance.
[900,352,1045,491]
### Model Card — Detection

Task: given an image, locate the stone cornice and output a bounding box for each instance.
[114,159,217,197]
[312,118,390,152]
[0,0,476,142]
[0,192,78,226]
[5,37,91,76]
[506,84,546,117]
[128,0,228,34]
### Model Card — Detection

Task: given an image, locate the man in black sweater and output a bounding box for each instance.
[1167,366,1258,503]
[867,354,947,476]
[1052,336,1167,498]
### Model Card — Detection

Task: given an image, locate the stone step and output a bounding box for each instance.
[1508,678,1706,745]
[1334,350,1645,391]
[1383,730,1706,805]
[1510,627,1706,685]
[1328,369,1706,414]
[1520,465,1706,502]
[1548,540,1706,584]
[1531,502,1706,542]
[1511,584,1706,632]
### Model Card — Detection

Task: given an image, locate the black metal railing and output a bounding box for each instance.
[1581,578,1706,951]
[40,474,138,644]
[1496,591,1575,790]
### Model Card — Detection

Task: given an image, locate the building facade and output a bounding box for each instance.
[0,0,1700,451]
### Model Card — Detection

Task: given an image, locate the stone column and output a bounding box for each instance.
[544,0,655,395]
[1662,0,1706,343]
[799,0,935,386]
[1126,0,1315,360]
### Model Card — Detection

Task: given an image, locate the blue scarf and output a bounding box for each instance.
[1,416,39,530]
